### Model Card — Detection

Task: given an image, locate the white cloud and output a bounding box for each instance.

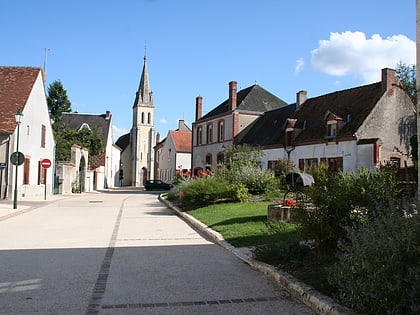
[112,125,129,142]
[311,31,415,83]
[294,58,305,74]
[160,118,168,124]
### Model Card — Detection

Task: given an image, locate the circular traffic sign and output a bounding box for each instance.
[10,152,25,166]
[41,158,52,169]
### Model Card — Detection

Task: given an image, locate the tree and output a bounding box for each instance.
[55,126,104,162]
[395,62,417,104]
[47,80,71,130]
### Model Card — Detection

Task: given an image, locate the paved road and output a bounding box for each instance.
[0,190,315,315]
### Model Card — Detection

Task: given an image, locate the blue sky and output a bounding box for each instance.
[1,0,416,141]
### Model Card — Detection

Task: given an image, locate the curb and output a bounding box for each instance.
[159,196,353,315]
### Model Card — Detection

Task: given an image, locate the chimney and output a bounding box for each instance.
[105,110,111,120]
[296,90,307,110]
[195,96,203,121]
[229,81,237,110]
[381,68,396,94]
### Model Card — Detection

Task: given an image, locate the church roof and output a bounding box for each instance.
[133,56,153,108]
[115,133,130,151]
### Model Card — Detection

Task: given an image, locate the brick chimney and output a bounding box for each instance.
[296,90,307,111]
[195,96,203,121]
[229,81,237,110]
[381,68,396,95]
[105,110,111,120]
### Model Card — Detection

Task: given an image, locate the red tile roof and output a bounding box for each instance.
[170,130,192,153]
[0,66,42,133]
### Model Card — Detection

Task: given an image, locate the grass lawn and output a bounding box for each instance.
[188,201,335,297]
[188,201,298,247]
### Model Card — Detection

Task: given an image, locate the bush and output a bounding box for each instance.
[230,167,278,195]
[328,213,420,315]
[179,177,249,209]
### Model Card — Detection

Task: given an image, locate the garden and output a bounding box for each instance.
[165,145,419,315]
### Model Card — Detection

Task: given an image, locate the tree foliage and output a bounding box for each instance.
[47,80,71,130]
[396,62,417,105]
[55,126,104,162]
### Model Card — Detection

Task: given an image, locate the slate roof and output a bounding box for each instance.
[0,66,42,133]
[170,130,192,153]
[115,133,130,151]
[60,112,111,143]
[198,84,288,121]
[240,82,383,147]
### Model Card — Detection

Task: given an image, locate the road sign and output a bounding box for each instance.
[0,162,7,168]
[41,158,52,169]
[10,152,25,166]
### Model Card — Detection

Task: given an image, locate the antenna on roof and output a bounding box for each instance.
[43,48,51,73]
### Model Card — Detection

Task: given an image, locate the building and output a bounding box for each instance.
[116,56,155,187]
[192,81,288,173]
[154,120,192,183]
[0,66,55,200]
[241,68,416,173]
[60,111,121,189]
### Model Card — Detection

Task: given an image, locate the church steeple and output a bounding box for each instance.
[133,56,153,108]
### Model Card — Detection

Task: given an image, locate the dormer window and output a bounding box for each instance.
[327,121,337,138]
[285,129,294,147]
[324,111,344,141]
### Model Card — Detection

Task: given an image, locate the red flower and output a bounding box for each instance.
[282,199,297,207]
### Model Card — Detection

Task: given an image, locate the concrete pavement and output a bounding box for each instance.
[0,190,316,314]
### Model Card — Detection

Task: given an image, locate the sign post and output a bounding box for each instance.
[41,159,52,200]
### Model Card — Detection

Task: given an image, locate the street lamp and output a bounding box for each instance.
[13,109,23,209]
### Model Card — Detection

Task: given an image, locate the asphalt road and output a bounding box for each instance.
[0,190,315,315]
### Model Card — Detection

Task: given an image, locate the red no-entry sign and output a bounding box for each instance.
[41,158,52,169]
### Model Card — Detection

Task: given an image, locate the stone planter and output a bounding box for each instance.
[267,204,293,222]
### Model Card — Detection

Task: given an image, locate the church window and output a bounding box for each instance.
[207,124,213,144]
[148,113,151,124]
[141,112,145,124]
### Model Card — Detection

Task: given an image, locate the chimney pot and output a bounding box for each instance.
[229,81,237,110]
[195,96,203,121]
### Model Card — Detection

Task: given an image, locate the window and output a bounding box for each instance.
[141,112,145,124]
[206,154,212,166]
[285,130,294,147]
[147,113,151,124]
[320,157,343,173]
[197,126,203,145]
[23,157,30,185]
[38,161,46,185]
[217,152,225,165]
[41,124,46,148]
[207,124,213,144]
[218,121,224,142]
[298,158,318,171]
[327,122,337,138]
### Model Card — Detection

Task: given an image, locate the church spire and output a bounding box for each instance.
[133,55,153,107]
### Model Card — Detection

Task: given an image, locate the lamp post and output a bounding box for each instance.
[13,109,23,209]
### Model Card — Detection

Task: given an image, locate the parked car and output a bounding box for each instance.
[144,180,173,191]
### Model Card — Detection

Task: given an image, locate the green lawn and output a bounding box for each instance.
[188,201,298,247]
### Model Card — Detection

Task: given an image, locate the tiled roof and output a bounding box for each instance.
[170,130,191,153]
[241,82,383,147]
[60,112,111,143]
[0,66,42,133]
[198,84,288,121]
[290,82,382,144]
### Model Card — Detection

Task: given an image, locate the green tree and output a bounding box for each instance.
[55,126,104,162]
[47,80,71,130]
[395,62,416,104]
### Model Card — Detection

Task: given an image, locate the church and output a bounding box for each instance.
[116,56,156,187]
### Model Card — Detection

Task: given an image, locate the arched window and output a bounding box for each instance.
[197,126,203,146]
[207,123,213,144]
[218,120,224,142]
[147,112,151,124]
[141,112,145,124]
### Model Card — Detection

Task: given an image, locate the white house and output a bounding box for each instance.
[154,120,191,183]
[0,66,55,201]
[240,68,416,173]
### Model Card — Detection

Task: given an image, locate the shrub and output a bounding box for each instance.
[328,213,420,315]
[179,177,249,209]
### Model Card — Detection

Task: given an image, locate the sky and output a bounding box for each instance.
[1,0,416,142]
